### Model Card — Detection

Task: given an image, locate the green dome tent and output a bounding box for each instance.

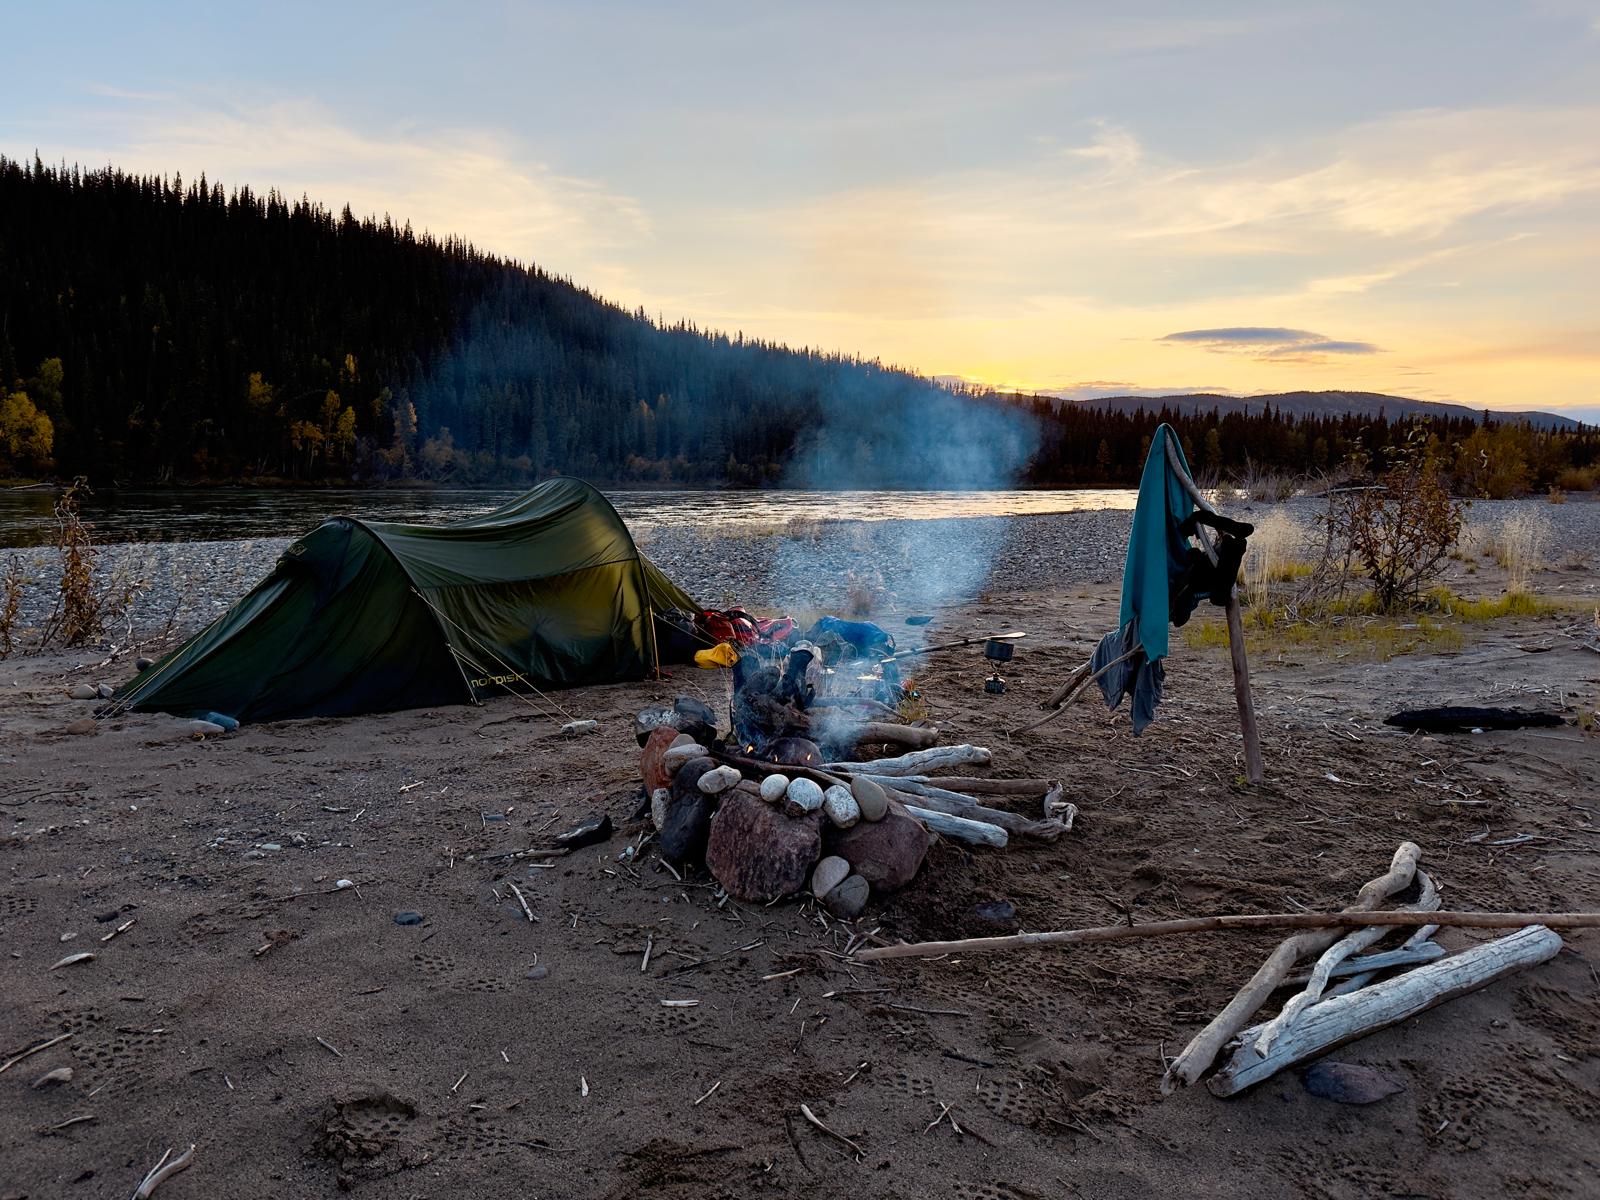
[116,478,699,722]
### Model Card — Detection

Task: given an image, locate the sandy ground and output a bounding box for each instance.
[3,553,1600,1198]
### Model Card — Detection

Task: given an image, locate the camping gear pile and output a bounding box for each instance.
[634,621,1075,914]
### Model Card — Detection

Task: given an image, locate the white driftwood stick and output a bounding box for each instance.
[1284,942,1446,987]
[901,805,1008,848]
[1254,870,1439,1055]
[825,745,991,776]
[1209,925,1563,1096]
[1323,921,1447,999]
[862,777,1064,840]
[134,1143,196,1198]
[1161,841,1421,1092]
[903,776,1057,797]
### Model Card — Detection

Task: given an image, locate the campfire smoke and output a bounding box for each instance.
[772,382,1038,613]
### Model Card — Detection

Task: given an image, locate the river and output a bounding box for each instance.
[0,485,1138,547]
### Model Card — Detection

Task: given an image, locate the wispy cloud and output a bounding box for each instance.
[1161,327,1382,360]
[40,95,653,289]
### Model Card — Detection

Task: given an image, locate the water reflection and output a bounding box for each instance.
[0,485,1137,547]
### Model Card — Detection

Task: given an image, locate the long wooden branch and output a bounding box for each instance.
[1011,649,1140,736]
[1043,657,1094,708]
[1161,841,1421,1091]
[851,909,1599,962]
[1208,925,1562,1096]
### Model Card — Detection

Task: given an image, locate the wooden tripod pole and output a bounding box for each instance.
[1164,438,1264,783]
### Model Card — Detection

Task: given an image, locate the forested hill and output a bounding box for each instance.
[0,156,1022,487]
[1063,390,1579,431]
[1,157,1595,496]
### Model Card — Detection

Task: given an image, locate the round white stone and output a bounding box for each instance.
[696,765,741,795]
[784,777,824,816]
[823,785,861,829]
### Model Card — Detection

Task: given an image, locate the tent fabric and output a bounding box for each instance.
[117,478,698,723]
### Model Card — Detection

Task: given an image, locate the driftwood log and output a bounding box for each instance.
[825,745,992,777]
[900,804,1008,848]
[1252,870,1439,1055]
[851,722,939,750]
[1208,925,1562,1096]
[861,776,1066,841]
[1161,841,1421,1092]
[902,775,1056,796]
[750,693,937,751]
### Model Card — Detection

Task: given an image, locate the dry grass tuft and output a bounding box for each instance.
[1241,511,1313,610]
[1492,509,1552,594]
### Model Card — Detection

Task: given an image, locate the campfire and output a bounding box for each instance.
[635,618,1073,918]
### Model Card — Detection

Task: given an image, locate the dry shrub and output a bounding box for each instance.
[1548,486,1568,505]
[0,555,22,659]
[1494,509,1551,594]
[1322,446,1463,613]
[1554,465,1599,493]
[45,479,99,646]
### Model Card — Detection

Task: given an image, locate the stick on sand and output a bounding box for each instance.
[852,909,1600,962]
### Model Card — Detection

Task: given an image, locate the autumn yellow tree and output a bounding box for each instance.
[0,387,54,475]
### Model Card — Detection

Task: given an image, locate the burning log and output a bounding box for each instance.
[846,722,939,750]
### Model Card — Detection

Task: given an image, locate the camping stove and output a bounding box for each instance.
[982,637,1013,695]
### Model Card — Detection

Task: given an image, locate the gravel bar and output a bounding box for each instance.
[5,497,1597,643]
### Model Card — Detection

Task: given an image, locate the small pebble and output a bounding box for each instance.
[971,899,1018,930]
[811,855,850,900]
[525,965,550,980]
[334,879,354,890]
[1303,1061,1405,1105]
[67,683,98,700]
[394,911,424,926]
[823,874,870,919]
[135,656,155,670]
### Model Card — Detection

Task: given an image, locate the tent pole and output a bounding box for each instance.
[1163,438,1264,784]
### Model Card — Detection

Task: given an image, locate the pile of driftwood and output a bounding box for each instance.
[855,841,1599,1094]
[637,696,1071,913]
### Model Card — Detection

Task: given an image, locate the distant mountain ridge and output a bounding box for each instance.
[1055,389,1583,431]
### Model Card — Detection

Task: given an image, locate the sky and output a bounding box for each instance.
[3,1,1598,419]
